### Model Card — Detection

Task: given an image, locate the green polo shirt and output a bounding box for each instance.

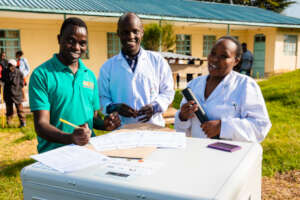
[29,54,100,153]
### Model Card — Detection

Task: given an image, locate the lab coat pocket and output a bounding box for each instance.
[229,101,241,118]
[219,101,241,119]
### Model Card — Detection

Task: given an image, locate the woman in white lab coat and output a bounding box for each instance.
[175,36,271,142]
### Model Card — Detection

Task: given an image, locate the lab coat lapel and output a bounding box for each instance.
[199,76,208,102]
[205,71,234,102]
[133,48,146,75]
[116,52,133,74]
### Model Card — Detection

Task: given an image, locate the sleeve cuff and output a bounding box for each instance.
[174,111,191,130]
[220,118,233,140]
[151,101,162,114]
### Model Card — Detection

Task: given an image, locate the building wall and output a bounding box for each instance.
[0,17,117,77]
[0,17,60,71]
[173,26,279,77]
[273,28,300,74]
[1,16,299,79]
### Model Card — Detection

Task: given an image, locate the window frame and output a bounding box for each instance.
[0,29,21,59]
[203,35,216,57]
[107,32,121,59]
[176,34,191,55]
[283,35,297,56]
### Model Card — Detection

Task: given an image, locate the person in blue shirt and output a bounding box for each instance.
[239,43,253,76]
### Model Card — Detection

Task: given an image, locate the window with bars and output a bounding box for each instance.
[107,32,121,58]
[283,35,297,56]
[176,34,191,55]
[0,30,20,59]
[203,35,216,57]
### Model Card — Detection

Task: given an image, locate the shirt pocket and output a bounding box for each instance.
[81,81,95,103]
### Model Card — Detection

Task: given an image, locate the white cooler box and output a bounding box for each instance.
[21,138,262,200]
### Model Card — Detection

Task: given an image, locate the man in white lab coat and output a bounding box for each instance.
[98,12,174,127]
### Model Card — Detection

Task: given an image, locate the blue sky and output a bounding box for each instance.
[283,0,300,18]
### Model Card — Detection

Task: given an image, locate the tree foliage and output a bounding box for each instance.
[196,0,295,13]
[142,23,176,51]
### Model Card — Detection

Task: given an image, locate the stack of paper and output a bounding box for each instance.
[31,145,110,173]
[90,130,186,151]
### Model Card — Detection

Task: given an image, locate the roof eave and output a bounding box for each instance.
[1,7,300,29]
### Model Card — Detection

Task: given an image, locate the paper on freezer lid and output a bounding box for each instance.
[31,145,110,173]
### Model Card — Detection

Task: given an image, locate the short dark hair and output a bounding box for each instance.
[117,12,142,30]
[218,36,242,60]
[16,50,23,56]
[59,17,87,36]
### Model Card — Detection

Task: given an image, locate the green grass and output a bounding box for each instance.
[0,159,35,200]
[1,114,36,142]
[259,70,300,176]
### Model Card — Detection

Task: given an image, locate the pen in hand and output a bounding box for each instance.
[59,118,79,128]
[59,118,91,145]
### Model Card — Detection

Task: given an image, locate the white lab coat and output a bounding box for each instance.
[98,48,174,127]
[175,71,271,142]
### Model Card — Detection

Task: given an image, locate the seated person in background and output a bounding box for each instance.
[98,13,174,127]
[175,36,271,142]
[29,17,121,153]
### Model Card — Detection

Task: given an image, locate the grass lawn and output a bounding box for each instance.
[0,70,299,199]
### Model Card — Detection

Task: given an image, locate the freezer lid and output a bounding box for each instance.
[21,138,262,200]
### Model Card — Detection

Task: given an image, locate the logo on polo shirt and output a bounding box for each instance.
[83,81,94,89]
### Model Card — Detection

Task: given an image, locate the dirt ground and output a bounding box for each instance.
[262,170,300,200]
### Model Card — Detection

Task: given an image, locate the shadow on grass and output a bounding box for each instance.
[14,129,36,144]
[0,159,35,177]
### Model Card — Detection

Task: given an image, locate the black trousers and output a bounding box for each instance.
[5,101,25,124]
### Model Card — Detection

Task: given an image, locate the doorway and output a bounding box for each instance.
[253,34,266,78]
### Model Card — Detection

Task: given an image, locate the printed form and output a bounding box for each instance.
[31,145,110,173]
[90,131,186,151]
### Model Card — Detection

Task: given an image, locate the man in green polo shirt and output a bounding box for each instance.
[29,17,121,153]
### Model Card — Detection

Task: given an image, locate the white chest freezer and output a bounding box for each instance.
[21,138,262,200]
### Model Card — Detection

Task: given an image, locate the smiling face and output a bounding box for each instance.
[117,14,144,57]
[208,39,240,78]
[57,25,87,66]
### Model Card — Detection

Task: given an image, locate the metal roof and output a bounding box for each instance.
[1,0,300,28]
[159,52,201,61]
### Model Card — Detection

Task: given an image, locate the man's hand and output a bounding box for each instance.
[178,101,198,121]
[104,112,121,131]
[137,104,154,122]
[71,123,91,146]
[109,103,138,118]
[200,120,221,138]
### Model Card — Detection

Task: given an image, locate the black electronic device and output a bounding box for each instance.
[181,87,208,123]
[181,87,219,139]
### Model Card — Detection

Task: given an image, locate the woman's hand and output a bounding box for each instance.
[201,120,221,138]
[178,101,198,121]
